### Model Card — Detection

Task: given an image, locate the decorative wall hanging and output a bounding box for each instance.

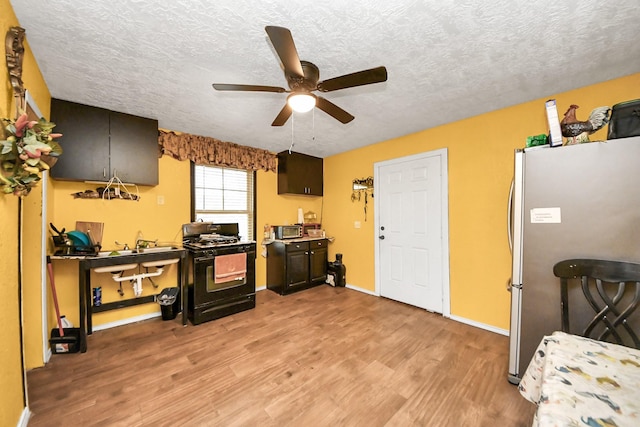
[5,26,26,118]
[2,27,64,196]
[1,113,64,196]
[351,176,374,221]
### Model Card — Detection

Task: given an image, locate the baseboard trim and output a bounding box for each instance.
[18,407,30,427]
[89,288,509,336]
[448,314,509,336]
[343,285,508,336]
[92,312,162,332]
[344,283,378,296]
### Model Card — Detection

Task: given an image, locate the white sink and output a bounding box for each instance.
[97,250,134,257]
[141,258,180,268]
[96,247,178,257]
[94,263,138,274]
[137,246,178,254]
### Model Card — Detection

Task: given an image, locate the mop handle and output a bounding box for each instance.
[46,256,64,337]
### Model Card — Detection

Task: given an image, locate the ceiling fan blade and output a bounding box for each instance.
[212,83,286,93]
[271,103,293,126]
[265,26,305,78]
[315,96,354,124]
[317,66,388,92]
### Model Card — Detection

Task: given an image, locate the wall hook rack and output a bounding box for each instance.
[351,176,374,221]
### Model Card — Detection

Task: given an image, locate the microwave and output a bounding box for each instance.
[273,225,302,239]
[302,223,321,236]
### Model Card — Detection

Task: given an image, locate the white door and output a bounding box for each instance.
[375,149,449,313]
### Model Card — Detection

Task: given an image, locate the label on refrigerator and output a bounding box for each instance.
[530,207,561,223]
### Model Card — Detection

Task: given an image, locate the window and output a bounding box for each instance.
[193,164,255,240]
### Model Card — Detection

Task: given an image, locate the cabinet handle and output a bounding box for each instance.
[103,167,106,178]
[310,251,315,255]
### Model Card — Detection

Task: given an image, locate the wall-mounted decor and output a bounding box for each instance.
[1,113,64,196]
[351,176,374,221]
[5,26,26,118]
[1,89,64,197]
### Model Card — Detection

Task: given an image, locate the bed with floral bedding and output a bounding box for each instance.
[519,331,640,427]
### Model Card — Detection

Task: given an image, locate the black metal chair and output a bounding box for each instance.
[553,259,640,349]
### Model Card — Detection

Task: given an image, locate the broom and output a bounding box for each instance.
[46,256,68,352]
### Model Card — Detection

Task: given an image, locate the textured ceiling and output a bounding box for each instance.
[9,0,640,158]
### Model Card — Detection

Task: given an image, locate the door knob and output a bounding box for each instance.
[379,235,385,240]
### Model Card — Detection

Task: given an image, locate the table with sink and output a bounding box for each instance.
[76,246,188,352]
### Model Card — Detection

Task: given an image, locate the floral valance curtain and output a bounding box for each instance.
[158,129,276,172]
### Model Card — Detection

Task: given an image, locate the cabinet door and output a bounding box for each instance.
[302,154,323,196]
[309,241,328,283]
[109,111,159,185]
[50,99,110,182]
[278,151,323,195]
[286,250,309,288]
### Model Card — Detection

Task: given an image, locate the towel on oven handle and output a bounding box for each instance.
[214,253,247,283]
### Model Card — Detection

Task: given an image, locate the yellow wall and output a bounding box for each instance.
[322,73,640,330]
[1,0,52,423]
[4,0,639,421]
[49,163,323,328]
[48,156,191,326]
[40,73,640,352]
[255,169,324,286]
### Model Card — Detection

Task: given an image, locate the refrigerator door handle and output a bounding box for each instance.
[506,179,515,292]
[508,150,525,383]
[508,179,514,253]
[511,151,524,288]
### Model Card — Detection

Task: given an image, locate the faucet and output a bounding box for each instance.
[115,241,129,250]
[136,238,158,250]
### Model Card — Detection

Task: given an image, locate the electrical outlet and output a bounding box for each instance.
[157,195,165,205]
[354,221,361,229]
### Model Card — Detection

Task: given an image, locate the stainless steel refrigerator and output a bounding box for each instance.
[507,135,640,384]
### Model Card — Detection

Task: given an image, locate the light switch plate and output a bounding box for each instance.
[354,221,361,229]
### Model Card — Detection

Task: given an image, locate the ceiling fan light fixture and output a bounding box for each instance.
[287,93,316,113]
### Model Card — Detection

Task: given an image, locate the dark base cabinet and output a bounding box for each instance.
[267,239,328,295]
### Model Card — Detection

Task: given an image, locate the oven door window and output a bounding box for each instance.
[207,253,247,292]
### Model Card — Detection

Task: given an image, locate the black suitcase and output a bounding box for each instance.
[607,99,640,140]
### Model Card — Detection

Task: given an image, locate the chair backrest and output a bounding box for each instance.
[553,258,640,349]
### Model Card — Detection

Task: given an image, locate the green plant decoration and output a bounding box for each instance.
[0,112,63,197]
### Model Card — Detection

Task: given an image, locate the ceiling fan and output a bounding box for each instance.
[212,26,388,126]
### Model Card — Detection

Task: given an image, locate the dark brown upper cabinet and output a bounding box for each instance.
[50,99,159,186]
[277,150,323,196]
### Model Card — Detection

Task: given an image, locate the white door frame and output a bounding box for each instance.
[26,90,51,364]
[373,148,451,317]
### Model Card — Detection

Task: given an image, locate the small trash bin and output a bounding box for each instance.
[49,328,81,354]
[327,253,346,287]
[157,287,180,320]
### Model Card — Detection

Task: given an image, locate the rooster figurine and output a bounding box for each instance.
[560,104,611,145]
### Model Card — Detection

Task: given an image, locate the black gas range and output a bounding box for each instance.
[182,222,256,325]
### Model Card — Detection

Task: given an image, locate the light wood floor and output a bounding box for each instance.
[27,286,536,426]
